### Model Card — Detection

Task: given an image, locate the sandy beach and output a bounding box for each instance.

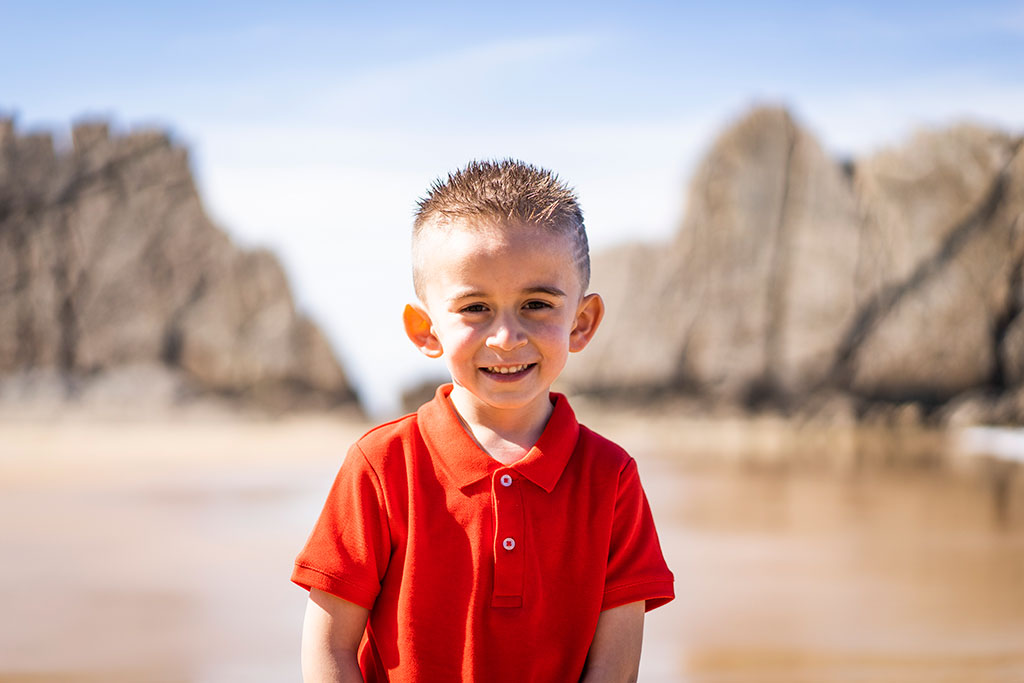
[2,410,1023,682]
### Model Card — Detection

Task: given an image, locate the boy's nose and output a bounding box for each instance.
[486,314,528,351]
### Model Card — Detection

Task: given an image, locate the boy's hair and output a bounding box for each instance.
[412,159,590,298]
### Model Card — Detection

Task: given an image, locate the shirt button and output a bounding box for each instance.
[502,537,516,551]
[500,473,513,487]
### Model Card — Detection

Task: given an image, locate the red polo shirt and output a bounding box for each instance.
[292,384,674,682]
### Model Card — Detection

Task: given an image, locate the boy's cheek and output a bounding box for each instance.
[442,329,483,355]
[533,319,578,341]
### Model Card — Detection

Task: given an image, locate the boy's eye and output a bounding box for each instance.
[523,300,553,310]
[460,303,489,313]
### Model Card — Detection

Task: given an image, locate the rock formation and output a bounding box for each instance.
[565,107,1024,424]
[0,118,359,413]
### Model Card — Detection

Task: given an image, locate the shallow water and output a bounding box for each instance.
[1,417,1022,682]
[638,457,1024,682]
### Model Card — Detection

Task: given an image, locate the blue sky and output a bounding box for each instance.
[4,2,1024,415]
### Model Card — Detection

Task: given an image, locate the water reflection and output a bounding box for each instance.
[636,447,1024,682]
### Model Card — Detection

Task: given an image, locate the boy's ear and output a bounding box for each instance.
[403,303,443,358]
[569,293,604,353]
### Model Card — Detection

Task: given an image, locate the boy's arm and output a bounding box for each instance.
[581,600,645,683]
[301,587,370,683]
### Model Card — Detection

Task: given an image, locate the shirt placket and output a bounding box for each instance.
[491,468,525,608]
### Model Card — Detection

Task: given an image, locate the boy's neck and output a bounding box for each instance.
[447,387,554,466]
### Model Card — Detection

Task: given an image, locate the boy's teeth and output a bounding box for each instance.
[487,364,529,374]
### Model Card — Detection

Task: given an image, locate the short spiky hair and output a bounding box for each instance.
[412,159,590,298]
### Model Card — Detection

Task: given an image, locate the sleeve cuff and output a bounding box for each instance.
[291,563,380,611]
[602,578,675,613]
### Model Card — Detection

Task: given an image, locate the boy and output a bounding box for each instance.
[293,160,674,682]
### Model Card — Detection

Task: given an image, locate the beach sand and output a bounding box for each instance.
[2,410,1023,682]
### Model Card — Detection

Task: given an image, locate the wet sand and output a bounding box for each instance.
[2,412,1023,682]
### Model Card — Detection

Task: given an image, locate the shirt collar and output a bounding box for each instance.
[416,383,580,493]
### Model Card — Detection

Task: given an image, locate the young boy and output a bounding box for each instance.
[293,160,674,682]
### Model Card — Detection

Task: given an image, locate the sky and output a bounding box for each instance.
[3,1,1024,416]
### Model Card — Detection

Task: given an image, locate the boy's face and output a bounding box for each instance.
[405,220,603,422]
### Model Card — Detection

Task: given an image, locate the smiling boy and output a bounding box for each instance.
[293,160,674,682]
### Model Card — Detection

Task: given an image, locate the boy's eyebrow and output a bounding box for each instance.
[523,285,567,297]
[447,285,567,303]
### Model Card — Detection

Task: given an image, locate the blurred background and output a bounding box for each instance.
[2,1,1024,681]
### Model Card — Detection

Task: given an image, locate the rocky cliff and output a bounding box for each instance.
[0,118,359,414]
[565,107,1024,424]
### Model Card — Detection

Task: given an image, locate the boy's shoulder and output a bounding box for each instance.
[575,422,636,472]
[351,410,422,459]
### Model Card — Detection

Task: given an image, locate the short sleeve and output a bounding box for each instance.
[291,443,391,610]
[602,458,675,612]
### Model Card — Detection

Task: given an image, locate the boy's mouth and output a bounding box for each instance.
[480,363,536,376]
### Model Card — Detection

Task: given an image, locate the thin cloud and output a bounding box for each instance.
[322,32,606,106]
[167,22,286,51]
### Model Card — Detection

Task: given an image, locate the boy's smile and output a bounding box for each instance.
[405,220,603,436]
[481,364,533,377]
